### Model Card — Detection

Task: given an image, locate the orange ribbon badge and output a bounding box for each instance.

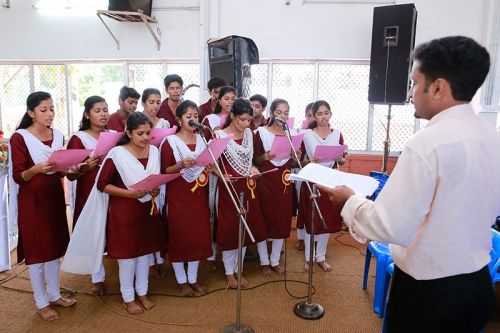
[282,169,291,194]
[247,177,256,199]
[150,195,158,216]
[190,170,209,193]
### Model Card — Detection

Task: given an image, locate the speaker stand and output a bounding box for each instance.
[382,104,392,173]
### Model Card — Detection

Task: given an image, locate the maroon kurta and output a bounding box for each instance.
[161,142,212,262]
[67,135,99,226]
[198,99,213,122]
[216,139,268,251]
[97,158,161,259]
[157,98,177,126]
[253,132,294,239]
[11,133,69,265]
[249,117,268,131]
[107,112,125,132]
[297,184,342,234]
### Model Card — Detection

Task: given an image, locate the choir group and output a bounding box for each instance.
[9,75,347,320]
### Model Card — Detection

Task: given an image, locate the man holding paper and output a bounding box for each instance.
[319,37,500,332]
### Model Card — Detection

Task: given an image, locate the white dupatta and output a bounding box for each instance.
[205,114,221,130]
[166,134,205,183]
[7,129,64,246]
[61,145,160,274]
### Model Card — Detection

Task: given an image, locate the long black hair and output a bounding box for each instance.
[16,91,52,130]
[308,100,331,130]
[222,98,254,129]
[117,112,153,146]
[79,95,107,131]
[267,98,289,127]
[213,86,237,114]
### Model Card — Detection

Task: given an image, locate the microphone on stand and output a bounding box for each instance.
[273,116,288,129]
[188,119,210,131]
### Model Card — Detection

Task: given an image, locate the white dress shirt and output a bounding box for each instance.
[341,104,500,280]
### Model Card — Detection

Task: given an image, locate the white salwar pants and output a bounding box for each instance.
[91,263,106,283]
[257,239,283,267]
[296,227,305,241]
[148,251,164,266]
[28,259,62,309]
[172,261,200,284]
[222,247,247,275]
[117,254,150,303]
[304,232,330,262]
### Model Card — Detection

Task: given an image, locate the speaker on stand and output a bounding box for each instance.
[367,4,417,188]
[207,36,259,98]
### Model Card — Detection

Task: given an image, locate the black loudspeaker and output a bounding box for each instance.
[108,0,153,17]
[368,4,417,104]
[208,36,259,97]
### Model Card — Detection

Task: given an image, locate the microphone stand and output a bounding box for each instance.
[293,184,324,319]
[199,131,255,243]
[222,192,255,333]
[279,121,325,320]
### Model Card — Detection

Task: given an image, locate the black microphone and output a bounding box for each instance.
[188,119,210,131]
[274,116,288,129]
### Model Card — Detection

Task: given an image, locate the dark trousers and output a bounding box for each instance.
[387,265,494,333]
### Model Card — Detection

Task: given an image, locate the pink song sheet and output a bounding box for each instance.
[313,145,348,163]
[196,135,233,166]
[129,173,181,190]
[48,149,92,172]
[94,132,124,157]
[150,126,177,147]
[228,167,279,179]
[270,133,304,160]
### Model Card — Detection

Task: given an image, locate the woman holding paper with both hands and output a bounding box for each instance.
[297,100,346,272]
[254,98,302,275]
[66,95,110,296]
[95,112,162,315]
[213,98,269,287]
[9,91,76,321]
[161,100,213,297]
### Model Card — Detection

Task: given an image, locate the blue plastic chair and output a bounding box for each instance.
[362,241,393,317]
[489,229,500,283]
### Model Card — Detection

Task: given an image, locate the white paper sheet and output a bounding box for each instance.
[288,163,379,197]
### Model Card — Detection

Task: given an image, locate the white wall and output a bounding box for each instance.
[0,0,200,60]
[0,0,493,61]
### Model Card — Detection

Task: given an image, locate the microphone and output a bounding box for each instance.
[188,119,210,131]
[274,116,288,129]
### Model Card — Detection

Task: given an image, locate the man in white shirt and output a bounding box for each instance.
[319,36,500,332]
